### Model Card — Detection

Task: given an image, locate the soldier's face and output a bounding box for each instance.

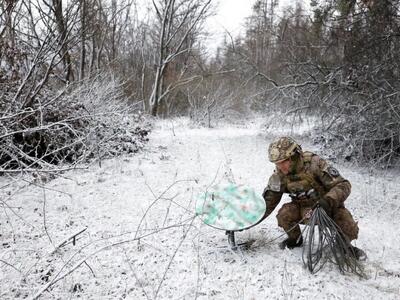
[275,159,291,175]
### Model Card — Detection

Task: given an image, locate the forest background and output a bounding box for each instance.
[1,0,400,173]
[1,1,400,298]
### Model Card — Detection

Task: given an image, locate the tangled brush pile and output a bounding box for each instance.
[0,75,150,171]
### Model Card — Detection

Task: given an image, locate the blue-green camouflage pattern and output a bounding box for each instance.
[196,183,266,231]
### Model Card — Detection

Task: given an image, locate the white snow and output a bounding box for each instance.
[1,117,399,299]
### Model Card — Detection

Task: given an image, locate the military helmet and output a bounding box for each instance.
[268,137,301,163]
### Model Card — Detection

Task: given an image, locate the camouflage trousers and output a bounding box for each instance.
[276,202,359,241]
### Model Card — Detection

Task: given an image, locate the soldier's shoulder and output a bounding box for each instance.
[303,151,327,172]
[304,152,345,179]
[267,171,283,192]
[269,170,284,180]
[303,151,317,162]
[303,151,322,164]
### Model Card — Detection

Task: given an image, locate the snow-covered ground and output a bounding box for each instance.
[1,117,399,299]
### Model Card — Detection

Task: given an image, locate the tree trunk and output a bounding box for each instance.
[52,0,74,82]
[80,0,86,80]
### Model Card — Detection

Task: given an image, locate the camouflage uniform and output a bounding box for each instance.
[263,138,359,243]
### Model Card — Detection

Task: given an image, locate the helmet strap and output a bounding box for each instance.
[289,153,301,174]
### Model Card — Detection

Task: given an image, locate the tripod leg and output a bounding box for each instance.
[226,231,237,250]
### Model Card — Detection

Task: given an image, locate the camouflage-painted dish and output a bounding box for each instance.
[196,183,266,231]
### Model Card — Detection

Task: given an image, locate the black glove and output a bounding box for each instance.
[318,197,332,215]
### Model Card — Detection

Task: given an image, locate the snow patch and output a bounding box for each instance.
[1,117,399,299]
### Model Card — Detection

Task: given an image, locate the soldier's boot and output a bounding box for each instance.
[279,236,303,250]
[349,245,367,261]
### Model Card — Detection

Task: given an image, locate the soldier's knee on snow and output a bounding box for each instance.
[333,208,359,241]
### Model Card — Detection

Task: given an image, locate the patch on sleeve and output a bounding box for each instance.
[327,166,340,177]
[267,173,281,192]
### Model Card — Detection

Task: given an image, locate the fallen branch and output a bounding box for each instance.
[0,259,21,273]
[30,217,196,300]
[49,227,88,255]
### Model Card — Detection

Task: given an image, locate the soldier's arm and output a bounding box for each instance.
[263,190,283,217]
[260,172,284,220]
[313,155,351,208]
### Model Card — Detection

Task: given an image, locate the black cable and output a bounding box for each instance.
[302,206,366,278]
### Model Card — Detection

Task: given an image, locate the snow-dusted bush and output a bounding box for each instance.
[0,75,151,171]
[261,79,400,166]
[309,90,400,166]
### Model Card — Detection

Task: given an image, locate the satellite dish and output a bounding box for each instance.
[196,183,266,232]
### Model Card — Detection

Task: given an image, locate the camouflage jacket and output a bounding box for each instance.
[262,151,351,217]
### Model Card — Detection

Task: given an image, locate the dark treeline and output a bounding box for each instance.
[1,0,400,168]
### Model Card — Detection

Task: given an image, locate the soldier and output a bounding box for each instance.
[262,136,365,259]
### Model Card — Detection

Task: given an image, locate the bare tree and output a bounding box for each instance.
[79,0,87,80]
[51,0,75,82]
[148,0,212,116]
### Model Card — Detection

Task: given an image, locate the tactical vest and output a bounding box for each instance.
[283,152,328,206]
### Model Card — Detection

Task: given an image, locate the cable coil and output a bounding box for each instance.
[302,206,366,278]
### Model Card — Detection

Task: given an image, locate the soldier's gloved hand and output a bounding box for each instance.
[318,197,332,216]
